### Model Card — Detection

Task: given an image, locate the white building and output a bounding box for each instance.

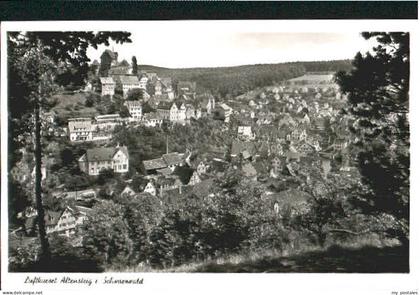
[124,101,143,121]
[196,161,207,175]
[238,126,255,141]
[170,102,187,123]
[121,186,136,197]
[219,103,233,123]
[100,77,115,96]
[68,118,93,142]
[188,171,201,186]
[143,181,156,196]
[95,114,121,127]
[139,74,148,89]
[55,206,91,237]
[78,146,129,176]
[93,114,122,139]
[141,113,163,127]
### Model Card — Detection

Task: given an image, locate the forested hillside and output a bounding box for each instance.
[139,60,352,97]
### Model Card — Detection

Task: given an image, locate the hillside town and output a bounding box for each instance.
[9,29,409,275]
[10,48,355,245]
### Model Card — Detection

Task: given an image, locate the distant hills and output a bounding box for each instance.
[139,59,352,73]
[139,60,352,97]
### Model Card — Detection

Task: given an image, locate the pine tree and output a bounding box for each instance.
[132,56,138,75]
[335,32,409,245]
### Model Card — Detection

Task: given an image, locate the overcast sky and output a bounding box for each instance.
[87,31,375,68]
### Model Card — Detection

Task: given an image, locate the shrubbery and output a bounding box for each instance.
[74,177,297,270]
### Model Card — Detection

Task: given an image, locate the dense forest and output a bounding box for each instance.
[138,60,352,97]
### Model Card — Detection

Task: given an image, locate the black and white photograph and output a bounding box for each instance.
[0,18,418,295]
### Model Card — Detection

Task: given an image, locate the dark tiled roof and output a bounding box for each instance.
[120,75,140,84]
[124,100,142,108]
[143,158,167,171]
[68,120,92,131]
[156,167,173,175]
[157,175,182,187]
[162,153,184,166]
[86,147,116,162]
[119,146,129,158]
[142,112,163,120]
[231,140,257,156]
[285,150,301,160]
[109,66,130,75]
[154,93,170,101]
[45,210,62,226]
[242,163,257,177]
[67,205,92,216]
[145,72,157,80]
[161,78,172,88]
[174,101,186,109]
[100,77,115,84]
[157,101,172,110]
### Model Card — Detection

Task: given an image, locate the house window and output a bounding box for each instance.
[123,164,127,169]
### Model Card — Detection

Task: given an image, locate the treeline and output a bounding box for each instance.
[140,60,351,98]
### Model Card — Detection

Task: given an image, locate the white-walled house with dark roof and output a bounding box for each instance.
[78,146,129,175]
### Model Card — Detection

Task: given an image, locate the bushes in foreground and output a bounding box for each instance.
[10,171,401,272]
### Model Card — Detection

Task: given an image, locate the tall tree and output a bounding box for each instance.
[335,32,409,245]
[8,31,132,264]
[79,201,133,266]
[132,56,138,75]
[99,52,112,77]
[8,40,58,261]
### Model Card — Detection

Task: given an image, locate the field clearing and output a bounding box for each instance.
[52,92,87,108]
[51,92,98,117]
[287,73,334,83]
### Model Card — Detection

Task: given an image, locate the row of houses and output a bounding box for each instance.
[100,73,180,100]
[68,115,123,142]
[67,96,217,142]
[123,95,216,125]
[98,49,172,98]
[120,150,210,199]
[100,75,151,98]
[132,169,202,199]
